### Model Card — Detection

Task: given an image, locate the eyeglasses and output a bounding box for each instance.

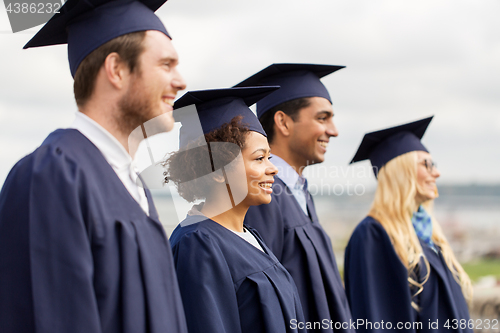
[419,159,437,173]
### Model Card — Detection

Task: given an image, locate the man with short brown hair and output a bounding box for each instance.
[0,1,187,332]
[236,64,355,333]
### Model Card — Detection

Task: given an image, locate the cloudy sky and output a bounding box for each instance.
[1,0,499,191]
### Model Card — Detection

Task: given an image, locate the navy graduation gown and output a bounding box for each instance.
[0,129,187,333]
[344,216,472,333]
[169,215,306,333]
[245,178,354,332]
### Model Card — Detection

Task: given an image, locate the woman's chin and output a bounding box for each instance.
[253,195,272,206]
[427,190,438,200]
[423,195,436,203]
[415,193,436,206]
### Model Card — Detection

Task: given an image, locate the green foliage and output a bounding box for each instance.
[462,259,500,282]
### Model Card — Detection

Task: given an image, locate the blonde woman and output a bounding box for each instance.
[345,116,472,333]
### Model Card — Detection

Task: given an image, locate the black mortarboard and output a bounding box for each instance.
[173,86,279,148]
[350,116,434,177]
[24,0,170,77]
[234,63,345,118]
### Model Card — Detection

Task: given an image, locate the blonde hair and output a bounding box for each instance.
[368,151,472,310]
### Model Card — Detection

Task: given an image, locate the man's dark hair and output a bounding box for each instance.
[74,31,147,107]
[260,97,311,144]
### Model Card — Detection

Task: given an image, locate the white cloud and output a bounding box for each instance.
[1,0,500,186]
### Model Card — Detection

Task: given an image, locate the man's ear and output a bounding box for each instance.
[274,110,293,137]
[103,52,129,90]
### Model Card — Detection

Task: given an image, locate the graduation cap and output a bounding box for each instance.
[23,0,170,77]
[173,86,280,148]
[234,63,345,119]
[350,116,434,177]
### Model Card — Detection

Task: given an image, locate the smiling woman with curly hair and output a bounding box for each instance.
[164,116,249,203]
[166,87,306,333]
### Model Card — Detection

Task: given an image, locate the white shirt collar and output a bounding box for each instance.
[271,154,306,190]
[70,112,132,172]
[69,112,149,215]
[271,154,309,215]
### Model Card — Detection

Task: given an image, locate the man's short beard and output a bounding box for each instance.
[117,75,152,136]
[116,69,175,157]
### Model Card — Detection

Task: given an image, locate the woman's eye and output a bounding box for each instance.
[256,156,264,161]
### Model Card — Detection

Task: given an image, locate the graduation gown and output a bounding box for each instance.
[245,178,354,332]
[344,216,472,333]
[170,215,306,333]
[0,129,187,333]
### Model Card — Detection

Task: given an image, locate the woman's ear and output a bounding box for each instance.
[212,173,226,184]
[274,110,293,137]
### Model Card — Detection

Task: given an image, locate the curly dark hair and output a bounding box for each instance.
[259,97,311,144]
[163,116,250,202]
